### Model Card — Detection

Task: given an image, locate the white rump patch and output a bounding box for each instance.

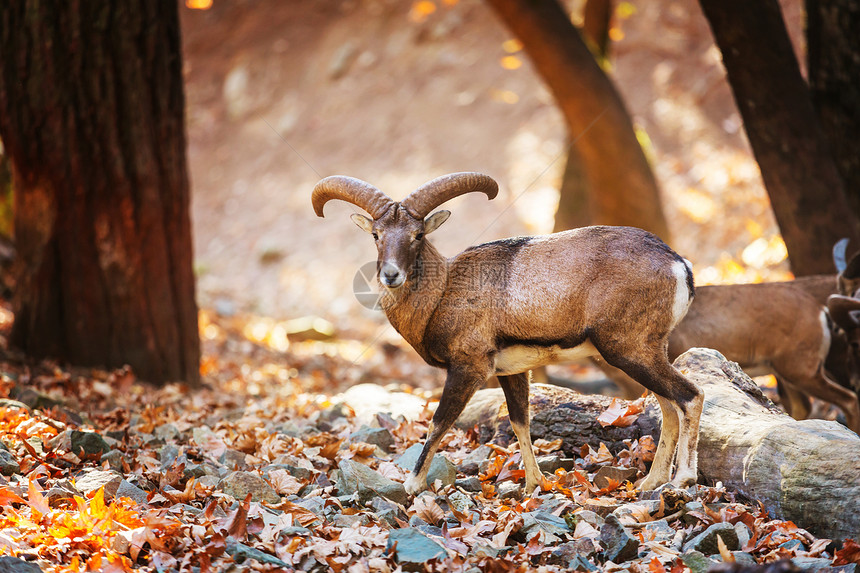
[671,259,693,327]
[819,310,831,362]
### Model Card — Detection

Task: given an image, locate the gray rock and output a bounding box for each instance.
[74,470,123,498]
[599,514,639,563]
[612,500,661,523]
[219,471,280,504]
[115,480,148,504]
[332,513,372,528]
[336,383,429,425]
[683,522,739,555]
[370,498,407,528]
[457,444,493,475]
[641,519,676,544]
[48,430,110,457]
[44,480,81,505]
[225,538,288,568]
[0,450,19,475]
[101,450,125,472]
[734,522,752,549]
[336,459,407,505]
[547,539,598,566]
[349,426,395,452]
[537,455,575,474]
[222,449,247,470]
[565,509,603,529]
[0,556,43,573]
[791,557,833,571]
[448,491,475,515]
[593,466,639,489]
[279,526,312,537]
[731,551,758,566]
[386,528,446,566]
[266,463,313,481]
[455,476,482,492]
[497,482,522,500]
[681,550,718,573]
[520,511,570,544]
[154,423,179,441]
[396,444,457,489]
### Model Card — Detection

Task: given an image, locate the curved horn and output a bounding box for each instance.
[312,176,394,219]
[400,172,499,219]
[828,294,860,330]
[834,238,850,273]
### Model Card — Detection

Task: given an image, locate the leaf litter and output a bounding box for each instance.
[0,304,855,571]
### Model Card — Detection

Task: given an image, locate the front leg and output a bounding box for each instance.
[404,364,487,495]
[498,372,543,495]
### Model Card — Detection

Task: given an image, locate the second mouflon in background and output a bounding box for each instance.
[312,172,702,495]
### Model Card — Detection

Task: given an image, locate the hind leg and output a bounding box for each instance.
[596,343,703,490]
[498,372,543,494]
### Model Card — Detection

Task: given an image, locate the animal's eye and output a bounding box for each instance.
[372,232,379,240]
[415,233,424,241]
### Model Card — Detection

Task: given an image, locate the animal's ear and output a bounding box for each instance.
[424,210,451,234]
[350,213,374,233]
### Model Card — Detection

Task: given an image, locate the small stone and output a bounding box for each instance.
[454,476,482,492]
[537,455,574,474]
[683,522,739,555]
[681,550,719,573]
[547,540,598,566]
[612,500,660,524]
[792,557,839,571]
[779,539,806,552]
[44,480,82,505]
[222,449,247,470]
[565,509,603,530]
[332,513,371,528]
[348,426,394,452]
[734,522,751,549]
[74,470,123,498]
[584,497,620,517]
[682,501,705,524]
[641,519,676,544]
[337,459,407,505]
[101,450,125,472]
[0,556,43,573]
[386,528,447,566]
[49,430,110,457]
[448,491,475,515]
[731,551,758,566]
[396,444,457,489]
[0,450,19,476]
[219,471,281,504]
[458,445,493,475]
[225,539,289,568]
[497,482,522,500]
[115,480,148,504]
[370,497,406,528]
[600,514,639,563]
[593,466,639,489]
[154,423,180,441]
[520,511,570,544]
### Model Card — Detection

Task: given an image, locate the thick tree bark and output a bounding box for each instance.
[806,0,860,222]
[0,2,200,385]
[487,0,669,240]
[698,0,860,276]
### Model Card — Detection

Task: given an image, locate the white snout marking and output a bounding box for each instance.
[494,341,599,376]
[671,259,693,328]
[819,310,831,363]
[379,262,404,288]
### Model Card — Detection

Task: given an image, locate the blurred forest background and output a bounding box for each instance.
[181,0,801,327]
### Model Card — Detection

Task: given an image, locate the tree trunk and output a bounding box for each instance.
[553,0,613,234]
[698,0,860,276]
[0,2,200,385]
[458,350,860,541]
[806,0,860,222]
[486,0,669,240]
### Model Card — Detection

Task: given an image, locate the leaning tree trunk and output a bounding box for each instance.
[698,0,860,276]
[553,0,616,234]
[487,0,669,240]
[0,2,200,385]
[806,0,860,222]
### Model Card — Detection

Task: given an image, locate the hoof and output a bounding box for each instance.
[670,471,698,489]
[404,474,426,496]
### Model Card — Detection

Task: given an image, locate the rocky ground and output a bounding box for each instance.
[0,306,857,572]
